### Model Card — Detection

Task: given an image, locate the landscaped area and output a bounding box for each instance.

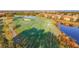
[0,11,79,48]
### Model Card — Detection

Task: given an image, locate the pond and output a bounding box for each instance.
[58,24,79,44]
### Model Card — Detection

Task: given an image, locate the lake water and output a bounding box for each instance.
[58,24,79,44]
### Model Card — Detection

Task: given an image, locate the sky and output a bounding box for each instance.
[0,0,79,10]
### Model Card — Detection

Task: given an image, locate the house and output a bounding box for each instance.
[63,15,72,21]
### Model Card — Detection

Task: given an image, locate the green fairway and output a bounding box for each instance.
[13,16,60,34]
[13,16,60,48]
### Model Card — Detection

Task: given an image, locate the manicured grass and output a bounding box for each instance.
[13,16,60,48]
